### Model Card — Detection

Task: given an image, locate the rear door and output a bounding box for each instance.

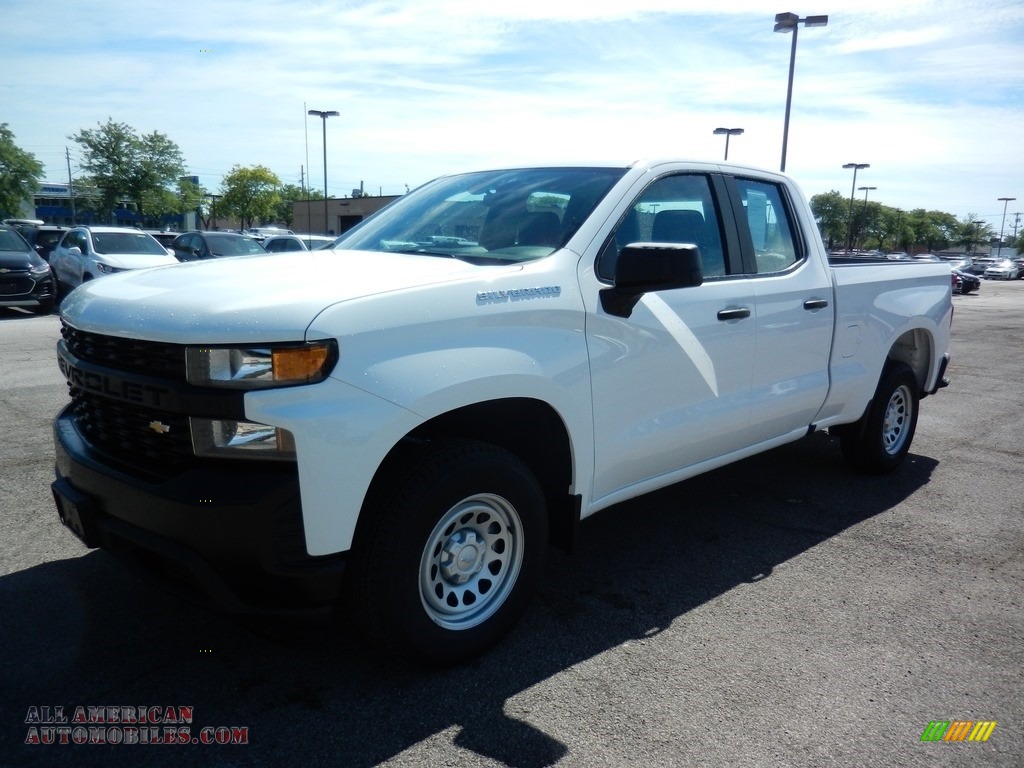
[727,175,834,442]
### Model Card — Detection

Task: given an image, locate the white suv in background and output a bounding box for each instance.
[50,226,180,296]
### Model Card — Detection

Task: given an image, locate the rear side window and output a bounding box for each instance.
[734,178,800,274]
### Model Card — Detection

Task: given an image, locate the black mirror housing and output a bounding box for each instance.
[600,243,703,317]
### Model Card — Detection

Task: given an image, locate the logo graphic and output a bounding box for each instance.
[148,421,171,434]
[921,721,997,742]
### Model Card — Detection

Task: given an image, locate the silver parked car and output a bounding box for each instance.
[49,226,180,296]
[983,258,1020,280]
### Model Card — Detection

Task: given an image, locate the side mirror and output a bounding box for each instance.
[600,242,703,318]
[67,246,83,256]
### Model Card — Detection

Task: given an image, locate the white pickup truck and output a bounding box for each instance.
[51,160,952,663]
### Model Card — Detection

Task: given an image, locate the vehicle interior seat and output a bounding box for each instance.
[651,209,724,276]
[517,211,562,247]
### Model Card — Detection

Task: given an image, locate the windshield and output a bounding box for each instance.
[206,234,266,256]
[0,226,31,252]
[91,232,169,256]
[329,167,626,263]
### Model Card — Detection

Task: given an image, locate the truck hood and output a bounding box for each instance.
[61,250,517,343]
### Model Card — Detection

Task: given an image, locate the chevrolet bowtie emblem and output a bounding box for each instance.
[148,421,171,434]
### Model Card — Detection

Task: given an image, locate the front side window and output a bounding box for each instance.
[331,167,626,264]
[734,178,800,274]
[68,230,88,252]
[598,174,726,281]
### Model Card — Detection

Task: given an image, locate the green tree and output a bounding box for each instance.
[70,119,186,222]
[0,123,45,218]
[878,208,908,253]
[219,165,281,229]
[904,209,957,253]
[955,214,993,255]
[274,183,323,228]
[809,190,848,250]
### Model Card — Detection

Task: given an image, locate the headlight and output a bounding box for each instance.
[94,263,123,274]
[185,341,337,389]
[191,418,295,460]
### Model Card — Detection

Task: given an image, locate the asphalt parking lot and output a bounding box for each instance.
[1,279,1021,768]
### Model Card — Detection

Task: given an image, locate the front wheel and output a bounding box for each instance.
[346,440,548,664]
[838,362,920,473]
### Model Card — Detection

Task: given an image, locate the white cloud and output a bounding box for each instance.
[3,0,1021,220]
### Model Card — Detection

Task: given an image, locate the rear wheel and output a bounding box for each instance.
[347,440,548,664]
[839,362,919,473]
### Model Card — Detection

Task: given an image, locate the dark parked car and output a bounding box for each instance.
[5,223,68,262]
[170,231,266,261]
[0,223,56,314]
[952,268,981,295]
[144,230,181,249]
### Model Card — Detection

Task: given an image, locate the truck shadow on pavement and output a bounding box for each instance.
[2,432,938,768]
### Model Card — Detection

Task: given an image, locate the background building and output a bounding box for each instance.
[292,194,399,237]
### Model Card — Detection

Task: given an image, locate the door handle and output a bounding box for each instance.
[717,307,751,321]
[803,298,829,310]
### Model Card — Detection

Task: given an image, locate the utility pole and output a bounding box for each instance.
[207,194,220,230]
[65,147,77,225]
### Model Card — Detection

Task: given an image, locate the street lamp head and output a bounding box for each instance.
[998,197,1016,202]
[858,186,877,191]
[308,109,340,118]
[843,162,870,170]
[714,127,744,136]
[804,15,829,27]
[774,12,798,30]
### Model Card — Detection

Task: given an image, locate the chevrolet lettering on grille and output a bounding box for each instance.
[57,346,170,408]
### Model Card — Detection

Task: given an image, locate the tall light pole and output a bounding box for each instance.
[843,162,869,251]
[858,186,877,250]
[774,12,828,173]
[997,196,1016,256]
[308,109,339,235]
[713,127,744,161]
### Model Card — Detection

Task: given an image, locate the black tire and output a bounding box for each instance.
[839,362,919,474]
[30,299,55,315]
[346,440,548,664]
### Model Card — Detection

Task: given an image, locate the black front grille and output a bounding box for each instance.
[70,389,193,466]
[0,277,34,295]
[61,324,187,381]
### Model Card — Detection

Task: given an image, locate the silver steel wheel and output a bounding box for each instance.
[882,383,913,455]
[419,493,524,631]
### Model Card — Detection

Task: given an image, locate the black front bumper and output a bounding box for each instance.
[52,405,346,616]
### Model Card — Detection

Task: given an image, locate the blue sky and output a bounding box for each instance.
[5,0,1023,227]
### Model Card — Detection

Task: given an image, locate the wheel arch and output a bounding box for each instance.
[361,397,579,553]
[886,327,934,394]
